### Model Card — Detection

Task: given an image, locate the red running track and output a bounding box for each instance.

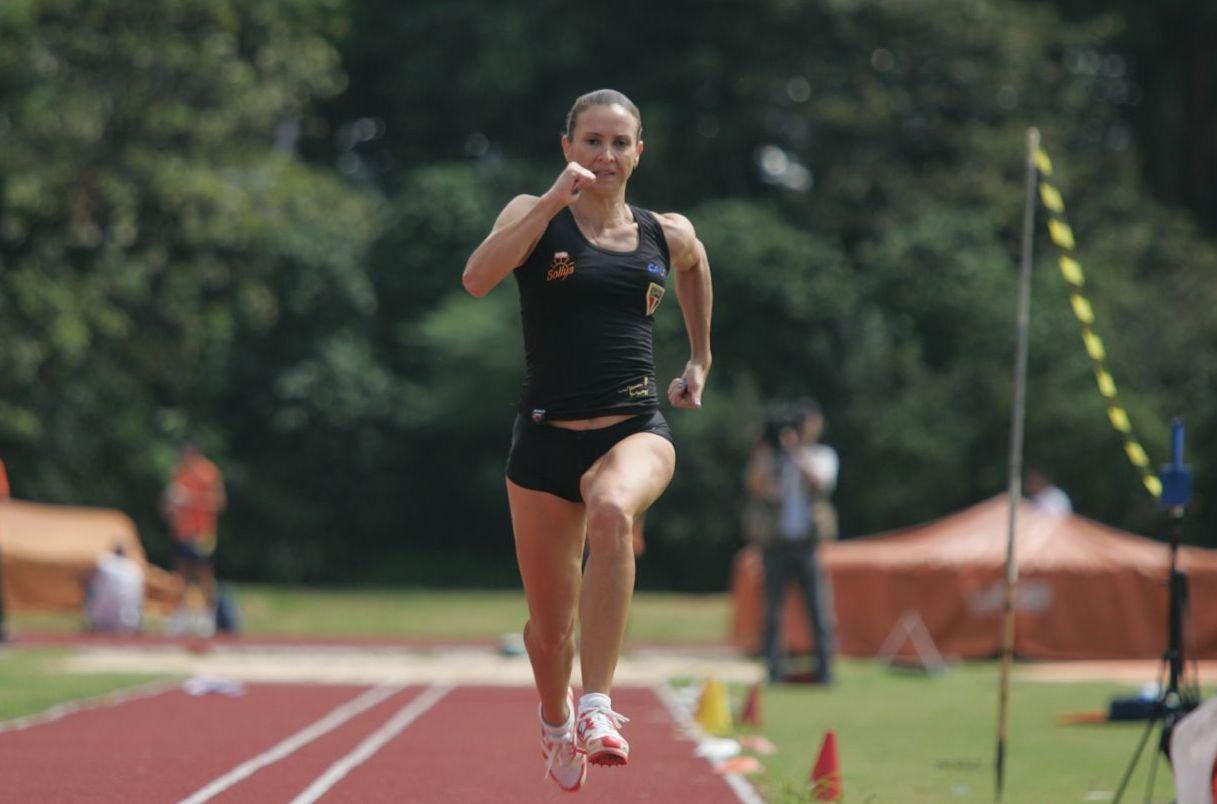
[0,683,754,803]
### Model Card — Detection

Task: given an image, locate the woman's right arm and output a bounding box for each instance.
[462,162,594,297]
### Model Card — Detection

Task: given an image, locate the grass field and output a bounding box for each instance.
[233,584,733,644]
[717,663,1184,803]
[5,585,732,644]
[0,648,165,722]
[3,586,1203,802]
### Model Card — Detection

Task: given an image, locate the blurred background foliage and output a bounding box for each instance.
[1,0,1214,588]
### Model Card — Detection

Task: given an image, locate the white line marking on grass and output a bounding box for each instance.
[0,680,179,735]
[289,683,454,804]
[178,683,404,804]
[653,683,765,804]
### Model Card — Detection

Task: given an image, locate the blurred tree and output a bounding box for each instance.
[1018,0,1217,233]
[2,0,1214,590]
[328,0,1217,586]
[0,0,381,571]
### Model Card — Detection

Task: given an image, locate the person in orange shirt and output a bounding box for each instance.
[0,456,10,501]
[162,443,226,613]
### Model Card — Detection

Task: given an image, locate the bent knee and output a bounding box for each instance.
[525,618,576,654]
[585,499,634,553]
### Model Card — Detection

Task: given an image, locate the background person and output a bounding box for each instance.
[462,88,712,791]
[1025,466,1072,516]
[84,544,144,634]
[162,442,226,621]
[744,400,838,684]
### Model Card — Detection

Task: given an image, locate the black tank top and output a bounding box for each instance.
[513,205,672,421]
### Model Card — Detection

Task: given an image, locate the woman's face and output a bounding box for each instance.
[562,104,643,194]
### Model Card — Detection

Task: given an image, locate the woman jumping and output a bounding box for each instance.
[462,89,713,792]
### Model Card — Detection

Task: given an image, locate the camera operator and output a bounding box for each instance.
[743,399,838,684]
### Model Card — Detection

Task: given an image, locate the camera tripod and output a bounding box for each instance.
[1111,511,1201,803]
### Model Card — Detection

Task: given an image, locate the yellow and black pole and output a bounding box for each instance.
[996,126,1039,801]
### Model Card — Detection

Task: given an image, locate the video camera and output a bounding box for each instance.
[762,399,819,448]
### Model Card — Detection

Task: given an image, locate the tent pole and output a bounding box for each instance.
[996,126,1039,802]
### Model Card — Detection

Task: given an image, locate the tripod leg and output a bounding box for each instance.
[1112,711,1159,804]
[1143,740,1161,804]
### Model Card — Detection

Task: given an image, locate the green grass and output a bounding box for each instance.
[0,647,167,722]
[717,661,1195,804]
[230,584,730,644]
[6,586,728,644]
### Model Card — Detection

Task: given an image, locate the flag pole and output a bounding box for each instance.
[996,126,1039,801]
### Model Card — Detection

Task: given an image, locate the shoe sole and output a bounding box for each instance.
[586,744,629,767]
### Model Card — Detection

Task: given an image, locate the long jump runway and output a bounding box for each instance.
[0,682,755,803]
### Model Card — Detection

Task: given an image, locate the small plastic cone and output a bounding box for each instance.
[810,729,842,801]
[694,678,733,736]
[738,682,762,728]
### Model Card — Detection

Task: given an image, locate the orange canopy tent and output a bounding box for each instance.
[731,495,1217,660]
[0,499,181,615]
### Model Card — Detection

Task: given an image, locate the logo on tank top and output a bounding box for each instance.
[646,261,668,279]
[645,282,665,316]
[547,251,575,281]
[620,376,651,399]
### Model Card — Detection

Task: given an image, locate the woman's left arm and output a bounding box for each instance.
[659,213,712,409]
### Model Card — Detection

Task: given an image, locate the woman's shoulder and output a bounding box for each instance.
[492,194,545,231]
[646,211,697,264]
[651,210,695,239]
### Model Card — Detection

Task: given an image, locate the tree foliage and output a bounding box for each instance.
[2,0,1215,588]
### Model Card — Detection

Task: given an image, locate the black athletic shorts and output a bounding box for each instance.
[506,410,675,503]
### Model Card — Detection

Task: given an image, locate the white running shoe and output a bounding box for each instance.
[577,702,631,766]
[540,689,587,792]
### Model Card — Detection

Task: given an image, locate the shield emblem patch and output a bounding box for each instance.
[645,282,665,316]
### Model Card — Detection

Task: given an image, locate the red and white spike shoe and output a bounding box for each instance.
[540,689,587,792]
[577,703,631,767]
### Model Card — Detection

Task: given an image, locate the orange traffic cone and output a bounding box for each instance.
[810,729,842,801]
[738,682,762,728]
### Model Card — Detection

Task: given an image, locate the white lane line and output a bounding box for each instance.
[653,683,766,804]
[289,683,454,804]
[178,683,404,804]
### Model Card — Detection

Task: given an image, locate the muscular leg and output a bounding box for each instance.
[578,433,675,694]
[507,479,587,726]
[631,512,646,557]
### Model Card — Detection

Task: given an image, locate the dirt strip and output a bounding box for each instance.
[59,643,766,686]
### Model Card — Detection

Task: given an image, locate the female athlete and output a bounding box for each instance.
[462,89,713,792]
